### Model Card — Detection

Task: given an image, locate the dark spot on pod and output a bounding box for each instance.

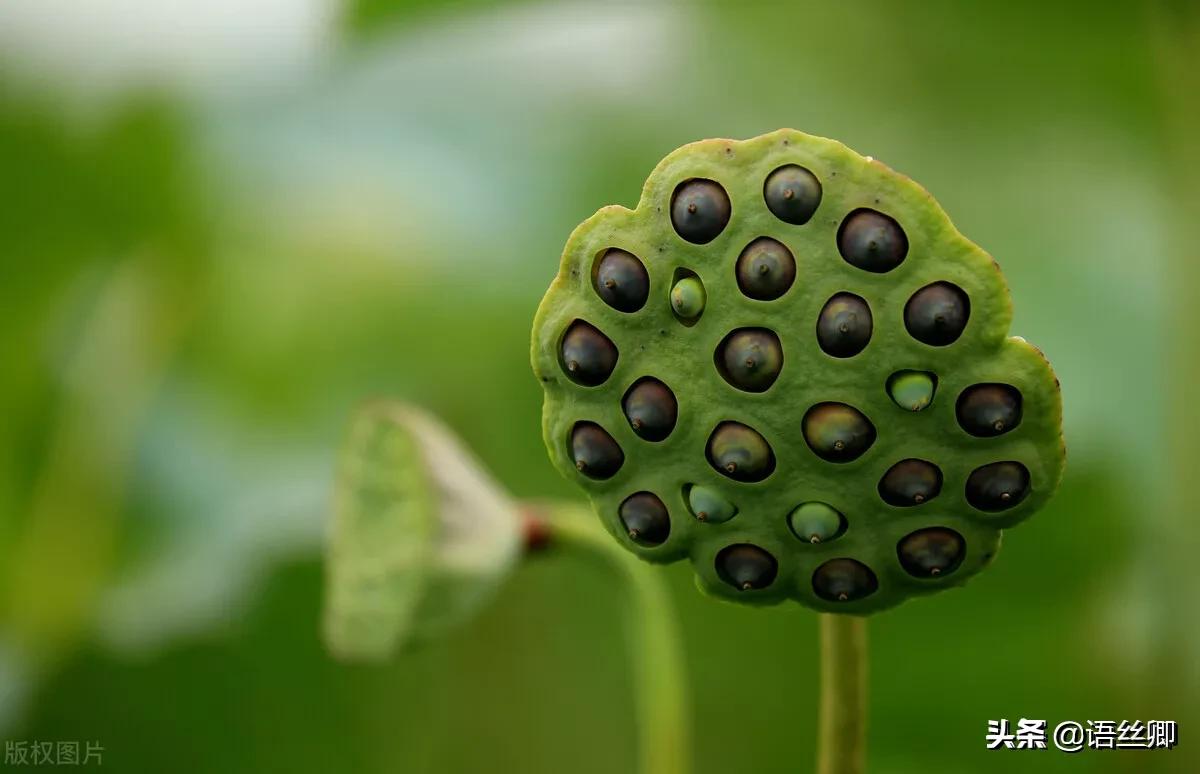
[560,320,618,386]
[736,237,796,300]
[706,422,775,482]
[816,293,873,358]
[897,527,965,578]
[878,459,943,506]
[716,544,778,591]
[802,403,876,463]
[904,282,970,346]
[966,461,1030,511]
[570,422,624,480]
[812,558,878,602]
[622,377,678,442]
[837,209,907,273]
[715,328,783,392]
[763,164,822,225]
[619,492,670,546]
[670,178,731,244]
[956,383,1022,437]
[593,249,649,313]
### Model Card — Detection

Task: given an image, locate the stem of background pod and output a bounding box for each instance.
[528,504,691,774]
[817,614,868,774]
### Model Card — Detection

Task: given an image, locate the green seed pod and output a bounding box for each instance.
[904,281,970,346]
[670,276,706,320]
[706,421,775,482]
[560,320,618,386]
[715,328,783,392]
[887,370,937,411]
[736,237,796,300]
[716,544,778,591]
[813,558,878,602]
[878,459,943,507]
[570,422,624,480]
[686,484,737,523]
[619,491,671,546]
[802,402,876,463]
[763,163,822,225]
[837,209,907,273]
[594,248,649,313]
[816,293,873,358]
[897,527,965,578]
[966,461,1030,512]
[956,383,1022,437]
[671,178,731,244]
[622,377,678,442]
[788,502,845,544]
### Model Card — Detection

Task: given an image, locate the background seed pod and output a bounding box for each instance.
[531,129,1065,613]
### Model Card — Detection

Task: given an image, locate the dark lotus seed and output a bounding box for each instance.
[897,527,965,578]
[966,461,1030,511]
[716,544,778,591]
[904,282,970,346]
[671,178,731,244]
[594,249,649,313]
[715,328,783,393]
[802,403,876,463]
[735,237,796,300]
[622,378,678,442]
[763,164,822,225]
[619,492,670,546]
[878,459,943,507]
[560,320,618,386]
[570,422,624,480]
[816,293,873,358]
[956,383,1023,437]
[812,558,878,602]
[706,422,775,482]
[837,209,907,273]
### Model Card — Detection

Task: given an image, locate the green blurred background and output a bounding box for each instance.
[1,0,1197,771]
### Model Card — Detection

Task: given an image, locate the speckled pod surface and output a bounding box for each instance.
[531,129,1065,614]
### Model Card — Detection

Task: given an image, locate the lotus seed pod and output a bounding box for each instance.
[878,459,943,507]
[837,209,907,273]
[715,328,783,392]
[619,492,671,546]
[622,377,678,441]
[904,281,970,346]
[897,527,965,578]
[788,502,845,544]
[560,320,617,386]
[716,544,778,591]
[887,370,937,411]
[532,129,1065,613]
[594,248,649,313]
[957,383,1022,437]
[763,164,822,225]
[671,178,731,244]
[816,293,873,358]
[966,461,1030,512]
[670,275,706,320]
[570,422,624,480]
[736,237,796,300]
[802,402,876,463]
[687,484,737,523]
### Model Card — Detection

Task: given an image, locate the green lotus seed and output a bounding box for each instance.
[763,164,822,225]
[560,320,618,387]
[706,421,775,482]
[715,328,783,393]
[671,178,731,244]
[956,383,1022,437]
[878,459,943,507]
[837,209,907,273]
[670,276,706,320]
[904,281,970,346]
[897,527,965,578]
[619,491,671,546]
[622,377,678,442]
[787,502,845,544]
[593,248,649,313]
[886,370,937,411]
[735,237,796,300]
[570,422,624,480]
[802,402,876,463]
[966,461,1030,512]
[816,293,872,358]
[716,544,778,591]
[812,558,878,602]
[686,484,737,523]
